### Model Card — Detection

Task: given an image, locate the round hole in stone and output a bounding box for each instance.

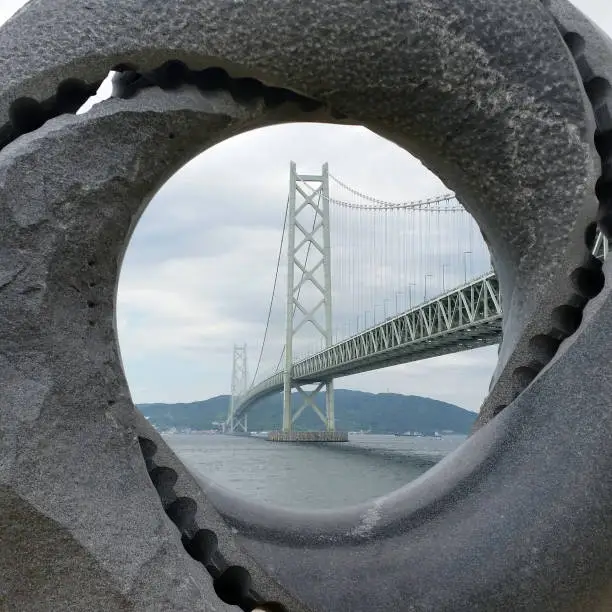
[149,465,178,491]
[563,31,586,56]
[213,565,252,605]
[117,123,499,512]
[185,528,218,565]
[585,221,598,250]
[165,496,197,532]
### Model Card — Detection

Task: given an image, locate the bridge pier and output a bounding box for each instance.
[267,430,348,442]
[325,379,335,431]
[273,381,344,441]
[229,413,248,434]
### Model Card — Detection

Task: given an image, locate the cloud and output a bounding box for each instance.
[0,0,26,23]
[117,122,497,408]
[340,346,498,410]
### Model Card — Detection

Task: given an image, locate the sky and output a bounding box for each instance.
[1,1,611,413]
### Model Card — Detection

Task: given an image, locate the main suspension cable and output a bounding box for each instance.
[328,172,458,209]
[250,195,289,387]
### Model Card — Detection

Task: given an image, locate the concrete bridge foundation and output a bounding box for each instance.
[267,431,348,442]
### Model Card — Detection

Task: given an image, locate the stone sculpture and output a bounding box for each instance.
[0,0,611,610]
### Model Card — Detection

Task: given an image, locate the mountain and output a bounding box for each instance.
[138,389,476,434]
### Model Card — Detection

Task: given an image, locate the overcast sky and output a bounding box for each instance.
[2,1,611,413]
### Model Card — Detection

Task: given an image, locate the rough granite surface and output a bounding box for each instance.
[0,0,610,610]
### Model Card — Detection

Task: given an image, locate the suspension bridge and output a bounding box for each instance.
[225,163,609,441]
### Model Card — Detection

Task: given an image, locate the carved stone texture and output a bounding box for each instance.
[0,0,610,611]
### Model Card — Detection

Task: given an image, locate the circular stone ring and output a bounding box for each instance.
[0,0,611,610]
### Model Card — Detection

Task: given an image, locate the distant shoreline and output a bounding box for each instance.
[140,390,477,436]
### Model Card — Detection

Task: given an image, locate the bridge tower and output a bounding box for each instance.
[281,162,335,434]
[228,343,248,433]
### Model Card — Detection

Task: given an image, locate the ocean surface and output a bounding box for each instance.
[163,433,467,509]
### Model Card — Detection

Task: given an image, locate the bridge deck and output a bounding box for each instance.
[234,272,502,417]
[233,231,609,420]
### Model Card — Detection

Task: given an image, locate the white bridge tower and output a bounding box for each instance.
[227,343,248,433]
[282,162,335,433]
